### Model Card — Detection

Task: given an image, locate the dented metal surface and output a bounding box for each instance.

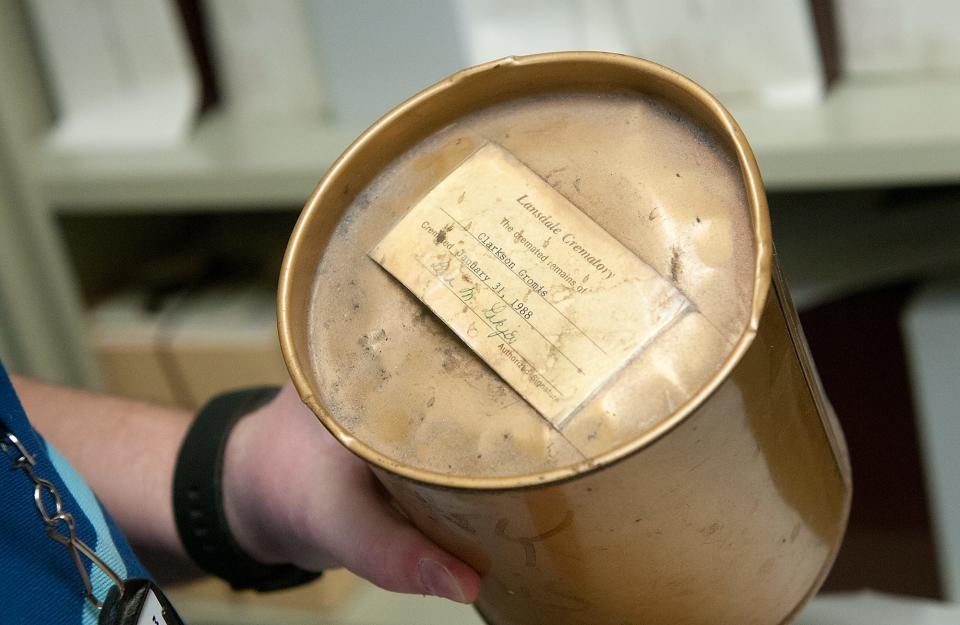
[279,53,851,625]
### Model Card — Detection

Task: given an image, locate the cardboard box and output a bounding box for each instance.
[89,285,288,408]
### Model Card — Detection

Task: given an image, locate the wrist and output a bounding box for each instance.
[221,401,295,565]
[173,385,321,591]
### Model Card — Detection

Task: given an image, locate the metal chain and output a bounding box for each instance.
[1,429,123,609]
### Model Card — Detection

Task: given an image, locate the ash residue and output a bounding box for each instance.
[669,245,683,283]
[441,346,461,372]
[359,328,389,354]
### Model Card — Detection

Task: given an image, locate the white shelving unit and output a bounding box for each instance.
[904,280,960,602]
[7,66,960,384]
[29,111,361,211]
[733,75,960,190]
[23,75,960,216]
[0,2,97,386]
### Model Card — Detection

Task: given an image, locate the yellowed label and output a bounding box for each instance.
[370,143,688,428]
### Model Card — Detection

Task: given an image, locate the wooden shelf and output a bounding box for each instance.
[29,75,960,214]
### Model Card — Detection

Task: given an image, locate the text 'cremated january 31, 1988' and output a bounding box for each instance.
[370,143,688,428]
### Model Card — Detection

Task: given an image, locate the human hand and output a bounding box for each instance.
[221,384,480,603]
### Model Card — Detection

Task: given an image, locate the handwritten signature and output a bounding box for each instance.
[482,302,518,343]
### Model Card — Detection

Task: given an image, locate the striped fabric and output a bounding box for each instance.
[1,362,150,625]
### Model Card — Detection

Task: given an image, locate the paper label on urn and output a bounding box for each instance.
[370,143,688,428]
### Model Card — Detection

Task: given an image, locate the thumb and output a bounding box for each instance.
[324,479,481,603]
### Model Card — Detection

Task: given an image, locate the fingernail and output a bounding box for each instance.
[419,558,466,603]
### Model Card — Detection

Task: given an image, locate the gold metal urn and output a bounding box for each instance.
[279,53,851,625]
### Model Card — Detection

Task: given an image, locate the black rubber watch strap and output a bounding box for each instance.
[173,386,321,592]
